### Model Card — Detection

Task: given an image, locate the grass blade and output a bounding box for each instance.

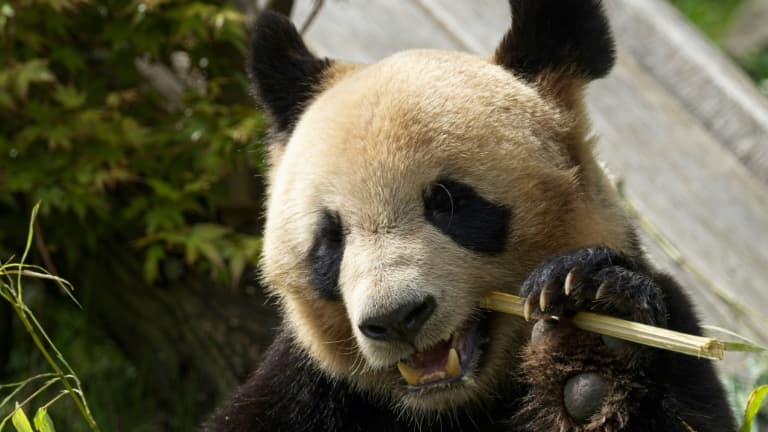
[11,406,33,432]
[15,202,40,303]
[0,203,100,431]
[33,407,56,432]
[740,385,768,432]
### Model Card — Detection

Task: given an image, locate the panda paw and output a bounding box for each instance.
[520,247,667,328]
[518,247,668,429]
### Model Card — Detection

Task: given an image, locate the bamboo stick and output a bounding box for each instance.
[480,291,727,360]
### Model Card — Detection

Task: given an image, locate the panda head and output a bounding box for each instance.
[253,0,627,417]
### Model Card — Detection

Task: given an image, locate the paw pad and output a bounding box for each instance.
[530,318,558,342]
[563,372,610,421]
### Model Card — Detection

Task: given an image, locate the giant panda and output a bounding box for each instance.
[203,1,736,431]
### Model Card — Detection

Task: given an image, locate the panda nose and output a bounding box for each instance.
[358,296,436,344]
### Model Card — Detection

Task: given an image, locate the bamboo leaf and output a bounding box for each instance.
[15,202,40,303]
[11,406,33,432]
[33,408,56,432]
[740,385,768,432]
[722,341,766,354]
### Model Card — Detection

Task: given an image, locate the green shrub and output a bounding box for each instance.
[1,1,269,428]
[0,0,266,286]
[669,0,745,41]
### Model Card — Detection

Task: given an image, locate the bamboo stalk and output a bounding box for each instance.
[480,291,726,360]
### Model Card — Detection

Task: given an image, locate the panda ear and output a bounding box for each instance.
[494,0,615,83]
[248,11,332,134]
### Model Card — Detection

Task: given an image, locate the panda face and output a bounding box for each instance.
[259,49,626,413]
[252,1,623,416]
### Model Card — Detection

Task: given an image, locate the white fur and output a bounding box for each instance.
[260,49,630,413]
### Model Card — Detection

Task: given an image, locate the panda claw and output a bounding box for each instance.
[595,280,611,300]
[564,269,576,296]
[539,286,550,312]
[524,294,536,322]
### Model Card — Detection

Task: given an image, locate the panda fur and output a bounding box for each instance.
[203,1,736,431]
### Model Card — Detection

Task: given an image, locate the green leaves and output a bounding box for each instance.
[11,407,33,432]
[1,204,97,431]
[7,407,58,432]
[0,0,266,287]
[0,59,55,108]
[0,2,268,431]
[52,86,86,110]
[33,408,56,432]
[669,0,745,42]
[138,223,262,285]
[741,385,768,432]
[0,3,15,32]
[12,60,55,100]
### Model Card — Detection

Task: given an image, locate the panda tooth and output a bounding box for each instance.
[421,371,446,384]
[446,348,460,377]
[397,362,423,386]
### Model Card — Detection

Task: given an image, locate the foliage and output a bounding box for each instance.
[0,0,266,286]
[727,356,768,432]
[669,0,768,93]
[741,385,768,432]
[743,51,768,95]
[1,0,762,430]
[669,0,746,42]
[0,0,268,429]
[1,203,98,431]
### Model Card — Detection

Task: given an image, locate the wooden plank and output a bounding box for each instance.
[587,51,768,347]
[290,0,768,367]
[414,0,509,53]
[636,224,755,375]
[292,0,464,62]
[605,0,768,185]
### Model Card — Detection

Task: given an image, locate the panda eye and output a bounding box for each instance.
[307,210,345,299]
[425,182,467,216]
[423,179,511,255]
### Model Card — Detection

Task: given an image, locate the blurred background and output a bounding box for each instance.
[1,0,767,431]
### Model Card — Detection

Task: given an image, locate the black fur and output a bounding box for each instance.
[495,0,615,81]
[307,210,344,299]
[423,179,510,255]
[203,247,736,431]
[520,247,736,431]
[201,330,527,432]
[248,11,332,133]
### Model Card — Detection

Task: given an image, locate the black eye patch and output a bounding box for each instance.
[423,179,510,255]
[307,210,345,299]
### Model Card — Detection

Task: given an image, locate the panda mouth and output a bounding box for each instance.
[396,312,489,389]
